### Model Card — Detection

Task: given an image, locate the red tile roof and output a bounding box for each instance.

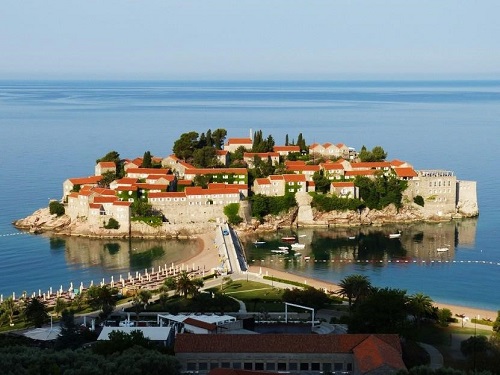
[273,145,300,152]
[113,201,132,207]
[345,170,376,176]
[216,150,229,155]
[68,176,102,185]
[114,177,138,185]
[321,163,345,170]
[93,196,118,204]
[283,174,306,182]
[177,180,193,186]
[332,182,355,187]
[183,317,217,331]
[269,175,284,181]
[117,186,138,191]
[255,178,271,185]
[97,161,116,168]
[226,137,253,145]
[135,183,168,191]
[174,333,402,355]
[393,167,418,178]
[353,335,406,373]
[285,160,306,166]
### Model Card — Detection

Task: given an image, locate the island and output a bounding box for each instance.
[13,129,479,238]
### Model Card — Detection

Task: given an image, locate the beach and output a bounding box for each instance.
[187,231,498,323]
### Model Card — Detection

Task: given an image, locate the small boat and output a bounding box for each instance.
[298,234,307,238]
[348,236,356,240]
[294,252,302,257]
[389,231,401,239]
[271,249,289,254]
[253,241,266,246]
[437,247,449,252]
[304,256,311,261]
[282,236,296,242]
[291,243,305,250]
[278,246,289,251]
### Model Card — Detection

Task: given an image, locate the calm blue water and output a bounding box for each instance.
[0,80,499,310]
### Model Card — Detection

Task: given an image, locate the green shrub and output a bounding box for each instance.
[413,195,425,207]
[49,200,65,216]
[224,203,243,225]
[251,194,297,219]
[104,218,120,229]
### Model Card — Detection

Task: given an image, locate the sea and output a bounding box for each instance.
[0,80,499,311]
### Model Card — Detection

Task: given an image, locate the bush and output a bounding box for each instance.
[251,194,297,219]
[223,203,243,225]
[413,195,425,207]
[104,218,120,229]
[49,200,65,216]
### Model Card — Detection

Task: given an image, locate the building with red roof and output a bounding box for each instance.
[175,333,406,375]
[224,137,253,153]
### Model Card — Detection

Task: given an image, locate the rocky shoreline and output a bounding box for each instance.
[14,199,477,239]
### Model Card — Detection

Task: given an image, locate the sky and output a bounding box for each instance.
[1,0,499,80]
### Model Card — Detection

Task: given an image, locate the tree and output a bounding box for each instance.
[312,171,331,194]
[349,287,409,334]
[142,151,152,168]
[211,128,227,150]
[97,170,117,188]
[49,200,65,216]
[436,308,452,327]
[461,335,492,357]
[172,131,199,160]
[407,293,434,327]
[337,274,372,310]
[493,310,500,335]
[0,297,18,326]
[282,287,331,311]
[55,310,85,350]
[86,285,117,319]
[224,203,243,225]
[23,297,49,328]
[54,297,68,317]
[92,330,153,356]
[132,289,153,319]
[175,271,203,297]
[96,150,121,164]
[193,146,217,168]
[358,145,387,162]
[131,200,154,217]
[414,195,425,207]
[104,217,120,229]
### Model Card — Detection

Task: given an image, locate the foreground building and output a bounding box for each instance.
[175,333,406,375]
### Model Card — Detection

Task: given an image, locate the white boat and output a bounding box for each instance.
[291,243,305,250]
[437,247,449,252]
[389,232,401,239]
[348,236,356,240]
[278,246,289,250]
[294,252,302,257]
[253,241,266,246]
[304,256,311,261]
[298,234,307,238]
[282,236,296,242]
[271,249,289,254]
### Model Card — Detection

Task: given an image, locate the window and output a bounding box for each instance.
[265,363,275,371]
[187,363,196,371]
[198,363,208,371]
[223,175,228,179]
[334,362,343,371]
[244,363,253,370]
[311,362,320,371]
[346,363,353,371]
[289,363,298,371]
[221,362,230,368]
[277,363,286,371]
[210,363,218,370]
[255,363,264,371]
[233,363,241,369]
[300,363,309,371]
[322,363,332,372]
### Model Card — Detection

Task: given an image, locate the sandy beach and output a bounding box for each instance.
[180,231,499,324]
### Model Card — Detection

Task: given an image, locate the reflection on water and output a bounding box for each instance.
[62,236,200,273]
[245,219,478,267]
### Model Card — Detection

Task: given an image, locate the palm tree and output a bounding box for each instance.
[407,292,434,326]
[175,271,204,297]
[337,274,372,309]
[23,297,49,328]
[0,297,17,326]
[54,297,67,317]
[132,289,153,319]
